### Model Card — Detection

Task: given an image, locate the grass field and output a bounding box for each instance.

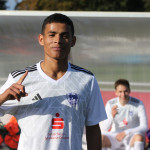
[73,63,150,91]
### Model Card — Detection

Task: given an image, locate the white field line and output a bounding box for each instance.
[98,81,150,92]
[98,81,150,87]
[0,78,150,92]
[1,78,150,86]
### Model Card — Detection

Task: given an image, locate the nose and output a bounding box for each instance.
[122,92,126,97]
[54,35,61,43]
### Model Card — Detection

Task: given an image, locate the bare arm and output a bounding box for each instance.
[86,124,102,150]
[0,71,28,105]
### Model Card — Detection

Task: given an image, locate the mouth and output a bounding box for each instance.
[53,47,61,50]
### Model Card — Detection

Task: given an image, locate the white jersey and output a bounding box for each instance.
[0,61,107,150]
[100,97,148,136]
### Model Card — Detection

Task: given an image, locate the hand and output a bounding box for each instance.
[111,105,118,118]
[0,71,28,103]
[115,132,126,142]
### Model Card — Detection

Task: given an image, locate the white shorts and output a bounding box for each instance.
[103,132,144,150]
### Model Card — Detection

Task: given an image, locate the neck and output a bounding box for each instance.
[41,59,68,80]
[119,98,129,106]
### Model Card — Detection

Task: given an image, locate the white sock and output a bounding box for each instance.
[125,145,130,150]
[102,148,111,150]
[102,148,109,150]
[134,141,144,150]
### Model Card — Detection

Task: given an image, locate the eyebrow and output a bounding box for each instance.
[47,31,69,35]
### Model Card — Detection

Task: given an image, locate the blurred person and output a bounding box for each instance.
[146,129,150,149]
[0,13,107,150]
[100,79,148,150]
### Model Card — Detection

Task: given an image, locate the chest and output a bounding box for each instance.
[114,105,139,124]
[14,78,90,123]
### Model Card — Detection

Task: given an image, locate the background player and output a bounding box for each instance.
[100,79,148,150]
[0,13,107,150]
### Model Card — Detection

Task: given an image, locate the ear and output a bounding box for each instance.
[115,90,118,96]
[38,34,44,46]
[71,36,76,47]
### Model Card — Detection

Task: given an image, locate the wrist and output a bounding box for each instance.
[0,94,7,105]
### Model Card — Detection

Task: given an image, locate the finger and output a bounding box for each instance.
[9,87,28,101]
[12,84,28,97]
[7,89,21,101]
[10,86,22,95]
[113,105,118,109]
[17,71,28,85]
[12,84,25,94]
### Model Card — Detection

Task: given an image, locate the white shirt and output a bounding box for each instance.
[0,62,107,150]
[100,96,148,136]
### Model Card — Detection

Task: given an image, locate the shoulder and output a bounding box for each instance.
[130,97,143,106]
[11,64,37,79]
[70,63,94,76]
[130,97,140,103]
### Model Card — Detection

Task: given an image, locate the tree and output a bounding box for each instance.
[0,0,7,10]
[143,0,150,11]
[15,0,148,11]
[16,0,75,10]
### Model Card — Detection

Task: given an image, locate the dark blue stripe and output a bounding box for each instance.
[11,65,37,78]
[70,64,93,76]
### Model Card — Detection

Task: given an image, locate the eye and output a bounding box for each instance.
[62,33,69,39]
[48,34,55,37]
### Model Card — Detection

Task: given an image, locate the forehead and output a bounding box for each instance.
[44,22,72,33]
[116,84,129,91]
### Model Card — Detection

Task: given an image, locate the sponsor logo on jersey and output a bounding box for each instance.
[51,113,64,129]
[66,93,79,107]
[119,118,128,127]
[32,93,42,101]
[123,119,128,125]
[45,114,69,140]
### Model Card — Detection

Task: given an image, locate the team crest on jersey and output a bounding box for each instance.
[66,93,79,107]
[129,111,133,116]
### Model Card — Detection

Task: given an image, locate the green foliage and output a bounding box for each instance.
[15,0,150,11]
[0,0,7,10]
[143,0,150,11]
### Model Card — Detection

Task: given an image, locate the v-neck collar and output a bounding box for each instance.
[37,61,71,84]
[117,96,131,107]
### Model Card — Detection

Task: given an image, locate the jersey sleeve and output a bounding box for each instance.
[124,101,148,135]
[85,76,107,126]
[0,74,19,116]
[100,101,114,132]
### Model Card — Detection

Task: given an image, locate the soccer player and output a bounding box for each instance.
[100,79,148,150]
[0,13,107,150]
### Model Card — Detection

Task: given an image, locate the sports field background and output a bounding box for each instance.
[0,11,150,89]
[0,11,150,127]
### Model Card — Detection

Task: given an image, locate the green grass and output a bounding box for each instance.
[75,63,150,91]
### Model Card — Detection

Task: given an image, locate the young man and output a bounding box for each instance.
[0,13,107,150]
[100,79,148,150]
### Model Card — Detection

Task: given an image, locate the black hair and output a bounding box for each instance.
[41,13,74,36]
[114,79,130,92]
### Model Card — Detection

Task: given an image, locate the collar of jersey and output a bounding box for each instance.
[117,96,131,107]
[37,61,71,84]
